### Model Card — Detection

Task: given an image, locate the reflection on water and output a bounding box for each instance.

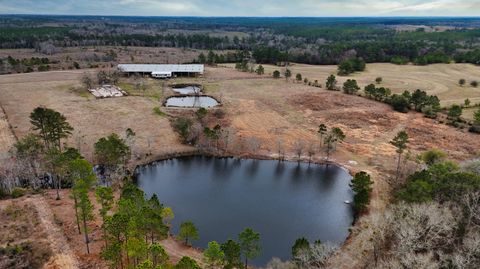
[165,96,219,108]
[274,161,285,178]
[172,86,202,95]
[136,156,353,266]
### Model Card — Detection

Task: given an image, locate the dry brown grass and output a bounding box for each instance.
[227,63,480,107]
[0,70,193,166]
[1,65,477,187]
[215,68,480,164]
[0,198,53,269]
[1,64,480,268]
[463,106,480,121]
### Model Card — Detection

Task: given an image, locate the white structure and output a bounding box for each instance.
[152,71,172,78]
[118,64,204,78]
[89,85,127,98]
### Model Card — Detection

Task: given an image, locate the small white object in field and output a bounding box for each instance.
[344,200,351,204]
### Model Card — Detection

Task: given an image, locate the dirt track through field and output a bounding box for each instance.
[26,196,79,269]
[160,238,205,266]
[0,104,16,162]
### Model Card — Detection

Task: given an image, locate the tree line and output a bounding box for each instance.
[2,16,480,66]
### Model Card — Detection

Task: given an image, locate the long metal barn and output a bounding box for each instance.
[117,64,204,78]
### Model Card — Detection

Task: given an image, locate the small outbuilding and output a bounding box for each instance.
[118,64,204,78]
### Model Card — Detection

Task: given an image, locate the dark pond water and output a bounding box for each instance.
[172,86,202,95]
[165,96,219,108]
[136,156,353,266]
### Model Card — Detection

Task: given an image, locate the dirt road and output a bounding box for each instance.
[161,237,205,266]
[0,104,16,162]
[26,196,80,269]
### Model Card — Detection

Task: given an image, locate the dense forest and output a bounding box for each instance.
[1,15,480,65]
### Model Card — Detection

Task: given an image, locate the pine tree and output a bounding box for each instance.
[95,186,114,247]
[390,131,409,179]
[75,178,94,254]
[350,172,374,213]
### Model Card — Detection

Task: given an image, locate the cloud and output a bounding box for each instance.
[384,0,460,13]
[0,0,479,16]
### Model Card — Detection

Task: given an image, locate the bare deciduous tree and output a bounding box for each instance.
[293,140,305,162]
[309,242,338,268]
[146,136,153,156]
[220,127,235,154]
[391,202,455,256]
[368,202,460,269]
[81,73,94,90]
[292,241,338,269]
[307,144,316,163]
[378,252,439,269]
[463,191,480,228]
[451,231,480,268]
[37,40,58,55]
[276,138,285,161]
[462,159,480,174]
[135,79,147,96]
[265,258,296,269]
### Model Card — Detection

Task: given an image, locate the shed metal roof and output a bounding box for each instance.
[118,64,204,73]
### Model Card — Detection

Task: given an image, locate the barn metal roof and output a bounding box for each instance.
[118,64,204,73]
[152,71,172,75]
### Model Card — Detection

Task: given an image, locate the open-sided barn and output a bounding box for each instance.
[117,64,204,78]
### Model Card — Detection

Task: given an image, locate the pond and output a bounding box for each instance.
[171,85,202,95]
[136,156,354,266]
[165,96,220,108]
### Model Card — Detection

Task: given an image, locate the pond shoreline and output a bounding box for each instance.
[163,94,222,108]
[133,151,355,266]
[134,151,354,178]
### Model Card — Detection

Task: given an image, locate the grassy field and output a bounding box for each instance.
[0,70,193,165]
[229,63,480,107]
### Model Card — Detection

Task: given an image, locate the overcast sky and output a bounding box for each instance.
[1,0,479,16]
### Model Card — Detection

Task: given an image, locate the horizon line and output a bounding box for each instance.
[1,14,480,19]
